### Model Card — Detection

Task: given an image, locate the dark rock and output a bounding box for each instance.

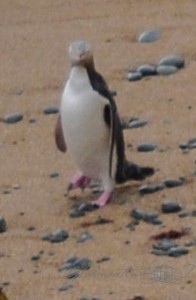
[137,142,156,152]
[156,65,178,75]
[49,229,69,243]
[31,254,41,261]
[77,231,93,243]
[137,64,157,76]
[43,105,59,114]
[27,226,36,231]
[69,208,85,218]
[179,143,189,150]
[28,118,37,124]
[161,200,182,213]
[158,54,185,69]
[130,208,160,225]
[49,172,60,178]
[127,71,142,81]
[41,231,52,241]
[0,216,7,233]
[192,209,196,217]
[126,220,139,230]
[69,202,98,218]
[131,294,145,300]
[96,256,110,263]
[4,112,23,124]
[59,256,92,271]
[67,271,79,279]
[178,210,190,218]
[163,178,184,188]
[151,249,168,256]
[168,246,189,257]
[139,183,165,194]
[137,28,160,43]
[130,208,146,220]
[58,283,73,291]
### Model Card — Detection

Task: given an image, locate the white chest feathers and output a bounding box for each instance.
[60,66,112,178]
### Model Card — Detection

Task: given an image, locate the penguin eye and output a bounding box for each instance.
[104,104,111,127]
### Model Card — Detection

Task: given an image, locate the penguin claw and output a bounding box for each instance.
[91,191,112,207]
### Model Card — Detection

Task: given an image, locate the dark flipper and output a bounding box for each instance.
[123,161,154,181]
[55,114,66,152]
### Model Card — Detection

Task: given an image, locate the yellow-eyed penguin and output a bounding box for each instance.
[55,40,154,207]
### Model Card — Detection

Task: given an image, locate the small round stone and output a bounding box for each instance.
[77,231,93,243]
[158,54,185,69]
[130,208,146,220]
[178,210,190,218]
[58,283,73,292]
[156,65,178,75]
[127,71,142,81]
[0,216,7,233]
[161,200,182,213]
[137,142,156,152]
[137,64,157,76]
[4,112,23,124]
[67,271,79,279]
[43,106,59,114]
[31,253,41,261]
[137,28,160,43]
[153,239,177,252]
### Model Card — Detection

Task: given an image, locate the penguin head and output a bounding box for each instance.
[68,39,93,67]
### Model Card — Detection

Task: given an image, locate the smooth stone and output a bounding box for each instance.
[43,106,59,114]
[163,178,184,188]
[4,112,23,124]
[50,229,69,243]
[179,143,189,150]
[60,257,92,271]
[168,246,189,257]
[192,209,196,216]
[178,210,190,218]
[137,142,156,152]
[96,256,110,263]
[77,202,98,212]
[137,64,157,76]
[151,249,168,256]
[192,170,196,176]
[67,271,79,279]
[139,183,165,194]
[77,231,93,243]
[153,239,177,251]
[189,143,196,149]
[158,54,185,69]
[132,295,145,300]
[31,254,41,261]
[130,208,146,220]
[69,208,85,218]
[161,200,182,213]
[137,28,160,43]
[127,71,142,81]
[156,65,178,75]
[49,172,60,178]
[58,283,73,291]
[41,232,52,241]
[0,216,7,233]
[128,119,148,129]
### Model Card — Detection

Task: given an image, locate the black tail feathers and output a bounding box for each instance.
[123,161,155,181]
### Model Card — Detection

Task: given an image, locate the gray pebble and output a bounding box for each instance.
[49,172,60,178]
[184,239,196,247]
[130,208,146,220]
[137,28,160,43]
[153,239,177,252]
[161,200,182,213]
[128,119,148,129]
[79,298,90,300]
[158,54,185,69]
[168,246,189,257]
[43,105,59,114]
[67,271,79,279]
[137,142,156,152]
[192,170,196,176]
[139,183,165,194]
[60,256,92,271]
[69,202,98,218]
[137,64,157,76]
[178,210,190,218]
[69,208,85,218]
[132,295,145,300]
[31,253,41,261]
[4,112,23,124]
[151,249,169,256]
[0,216,7,233]
[96,256,110,263]
[77,231,93,243]
[130,208,160,225]
[163,177,184,188]
[50,229,69,243]
[58,283,73,291]
[127,71,142,81]
[192,209,196,217]
[156,65,178,75]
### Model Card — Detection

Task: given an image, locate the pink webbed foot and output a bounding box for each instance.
[68,172,91,191]
[91,191,112,207]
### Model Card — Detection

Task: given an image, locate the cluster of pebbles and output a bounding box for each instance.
[1,28,195,300]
